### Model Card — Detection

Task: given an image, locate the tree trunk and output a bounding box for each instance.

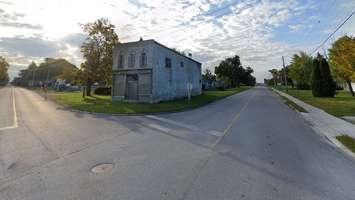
[347,80,354,97]
[86,79,92,96]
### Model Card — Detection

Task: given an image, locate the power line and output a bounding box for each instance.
[304,0,338,53]
[310,10,355,55]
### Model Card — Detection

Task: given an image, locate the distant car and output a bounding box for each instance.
[65,85,80,92]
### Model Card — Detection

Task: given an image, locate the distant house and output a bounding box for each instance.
[112,39,202,103]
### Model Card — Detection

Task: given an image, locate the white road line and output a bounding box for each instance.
[0,87,18,131]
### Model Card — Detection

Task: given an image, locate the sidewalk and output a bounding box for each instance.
[273,89,355,158]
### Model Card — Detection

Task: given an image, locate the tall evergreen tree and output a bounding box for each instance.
[312,54,336,97]
[312,57,323,97]
[319,56,336,97]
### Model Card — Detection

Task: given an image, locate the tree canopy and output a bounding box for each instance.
[80,18,119,95]
[0,56,9,86]
[202,69,216,84]
[289,52,313,89]
[13,58,77,87]
[329,35,355,96]
[215,55,256,87]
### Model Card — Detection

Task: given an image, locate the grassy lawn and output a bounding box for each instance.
[275,86,355,117]
[336,135,355,153]
[48,86,251,114]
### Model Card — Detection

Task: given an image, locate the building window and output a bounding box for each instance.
[118,54,124,68]
[128,53,135,68]
[180,61,184,68]
[165,58,171,68]
[140,52,147,67]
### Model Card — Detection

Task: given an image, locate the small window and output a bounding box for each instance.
[118,54,124,68]
[140,52,147,67]
[180,61,184,68]
[165,58,171,68]
[128,53,135,68]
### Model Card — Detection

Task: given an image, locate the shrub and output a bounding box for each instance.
[94,87,111,96]
[296,83,311,90]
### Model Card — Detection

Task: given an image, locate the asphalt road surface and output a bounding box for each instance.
[0,86,354,200]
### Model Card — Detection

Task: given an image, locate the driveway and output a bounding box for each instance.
[0,86,354,200]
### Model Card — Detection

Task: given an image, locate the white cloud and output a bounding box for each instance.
[1,0,353,81]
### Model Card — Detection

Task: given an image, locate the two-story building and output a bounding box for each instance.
[112,39,202,103]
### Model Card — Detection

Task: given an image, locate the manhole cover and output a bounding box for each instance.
[91,163,114,173]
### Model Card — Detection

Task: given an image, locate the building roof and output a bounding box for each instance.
[116,39,202,65]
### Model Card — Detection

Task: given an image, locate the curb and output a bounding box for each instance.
[271,88,355,160]
[44,87,253,117]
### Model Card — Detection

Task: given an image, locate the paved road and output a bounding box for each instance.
[0,86,354,200]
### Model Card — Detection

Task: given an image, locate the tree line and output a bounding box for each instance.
[202,55,256,89]
[12,58,78,87]
[267,35,355,97]
[0,56,9,86]
[12,18,118,96]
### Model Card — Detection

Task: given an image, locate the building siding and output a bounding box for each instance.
[112,39,201,103]
[152,43,201,102]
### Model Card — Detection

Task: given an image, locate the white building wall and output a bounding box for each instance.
[112,39,202,103]
[152,42,202,102]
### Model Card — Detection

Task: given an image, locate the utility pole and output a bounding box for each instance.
[282,56,288,92]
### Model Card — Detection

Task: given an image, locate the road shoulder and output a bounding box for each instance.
[272,88,355,159]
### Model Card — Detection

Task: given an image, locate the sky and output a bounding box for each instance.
[0,0,354,82]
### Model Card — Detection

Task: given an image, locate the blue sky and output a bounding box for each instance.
[0,0,354,81]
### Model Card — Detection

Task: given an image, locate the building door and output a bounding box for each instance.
[125,74,138,100]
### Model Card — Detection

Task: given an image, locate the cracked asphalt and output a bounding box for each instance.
[0,86,354,200]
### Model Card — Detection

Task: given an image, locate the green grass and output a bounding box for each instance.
[275,86,355,117]
[48,86,251,114]
[336,135,355,153]
[279,95,307,113]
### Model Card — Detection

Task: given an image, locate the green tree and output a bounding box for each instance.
[269,69,279,87]
[312,54,336,97]
[289,52,313,89]
[13,58,76,87]
[202,69,216,84]
[241,67,256,86]
[320,55,336,97]
[329,35,355,96]
[215,55,255,87]
[58,67,79,84]
[312,57,322,97]
[0,56,10,86]
[80,18,119,96]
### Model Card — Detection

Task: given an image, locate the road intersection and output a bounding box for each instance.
[0,86,354,200]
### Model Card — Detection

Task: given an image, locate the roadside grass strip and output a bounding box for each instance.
[274,87,355,117]
[48,86,252,114]
[336,135,355,153]
[278,94,308,113]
